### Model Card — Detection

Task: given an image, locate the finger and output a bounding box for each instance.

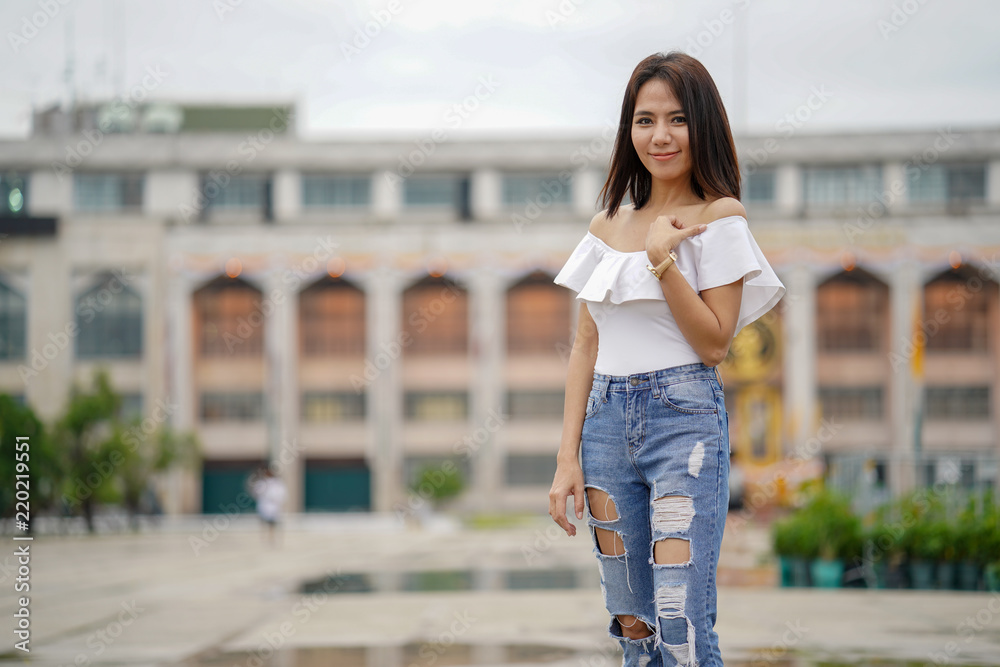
[686,224,708,236]
[574,485,585,520]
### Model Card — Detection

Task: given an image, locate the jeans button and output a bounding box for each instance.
[630,377,638,386]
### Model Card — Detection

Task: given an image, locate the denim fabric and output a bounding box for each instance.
[580,362,730,667]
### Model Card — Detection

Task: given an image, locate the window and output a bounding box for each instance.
[302,174,371,208]
[507,390,564,419]
[404,391,468,420]
[0,280,26,360]
[75,274,143,358]
[819,386,883,420]
[402,276,467,354]
[506,272,570,353]
[924,386,990,420]
[200,392,264,421]
[506,454,558,486]
[74,172,143,211]
[816,270,888,351]
[194,277,264,358]
[908,163,986,205]
[201,174,272,219]
[301,391,365,421]
[743,169,775,205]
[0,172,27,217]
[403,173,471,219]
[299,278,364,356]
[923,269,992,352]
[501,173,571,207]
[803,165,881,207]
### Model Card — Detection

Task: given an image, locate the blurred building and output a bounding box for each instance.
[1,101,998,516]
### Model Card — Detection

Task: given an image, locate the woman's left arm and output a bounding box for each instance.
[645,200,746,367]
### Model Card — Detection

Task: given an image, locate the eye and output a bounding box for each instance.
[635,118,651,125]
[672,116,687,124]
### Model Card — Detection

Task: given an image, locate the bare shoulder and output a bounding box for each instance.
[588,203,633,235]
[699,197,746,225]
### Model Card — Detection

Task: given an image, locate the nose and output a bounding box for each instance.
[653,123,672,146]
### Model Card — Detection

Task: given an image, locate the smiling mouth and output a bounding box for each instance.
[650,152,679,160]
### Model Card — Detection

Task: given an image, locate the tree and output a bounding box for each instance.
[0,395,61,531]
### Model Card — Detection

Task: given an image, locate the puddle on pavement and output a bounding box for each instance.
[299,567,585,594]
[177,644,989,667]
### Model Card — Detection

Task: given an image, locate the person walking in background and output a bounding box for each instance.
[548,51,784,666]
[247,465,286,547]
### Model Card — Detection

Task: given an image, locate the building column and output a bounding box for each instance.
[888,261,921,497]
[366,267,404,512]
[781,264,817,456]
[165,266,196,514]
[263,268,301,512]
[882,161,907,212]
[273,169,302,223]
[775,164,801,216]
[471,168,501,222]
[372,169,402,223]
[572,168,601,218]
[987,159,1000,208]
[467,268,505,510]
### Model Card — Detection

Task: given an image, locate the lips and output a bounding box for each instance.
[650,151,679,161]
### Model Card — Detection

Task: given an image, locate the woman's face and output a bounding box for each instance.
[631,78,691,182]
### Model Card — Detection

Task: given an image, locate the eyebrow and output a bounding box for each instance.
[633,109,685,117]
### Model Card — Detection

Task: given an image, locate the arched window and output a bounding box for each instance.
[923,267,993,352]
[816,269,888,352]
[0,280,26,360]
[75,273,142,358]
[402,275,467,354]
[299,277,364,356]
[506,271,570,354]
[194,276,263,357]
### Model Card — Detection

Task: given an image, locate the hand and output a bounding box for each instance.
[548,459,585,536]
[645,215,708,266]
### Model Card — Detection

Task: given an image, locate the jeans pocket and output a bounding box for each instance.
[584,386,604,419]
[658,378,718,414]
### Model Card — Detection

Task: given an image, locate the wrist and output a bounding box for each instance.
[646,248,678,281]
[556,450,580,466]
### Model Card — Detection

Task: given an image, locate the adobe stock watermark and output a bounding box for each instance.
[742,86,834,176]
[512,120,617,233]
[878,0,932,39]
[212,236,342,356]
[393,408,507,523]
[50,66,169,180]
[8,0,73,54]
[18,268,136,384]
[339,0,406,62]
[844,127,960,244]
[384,75,500,191]
[727,417,843,533]
[350,279,464,389]
[178,107,295,223]
[888,255,1000,373]
[929,593,1000,665]
[189,438,306,556]
[61,398,180,508]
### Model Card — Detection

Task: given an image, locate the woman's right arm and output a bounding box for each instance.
[549,301,599,536]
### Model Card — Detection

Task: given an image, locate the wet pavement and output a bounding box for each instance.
[0,511,998,666]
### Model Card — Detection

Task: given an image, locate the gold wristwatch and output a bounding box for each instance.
[646,250,678,280]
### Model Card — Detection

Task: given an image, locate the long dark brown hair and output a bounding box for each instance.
[598,51,740,219]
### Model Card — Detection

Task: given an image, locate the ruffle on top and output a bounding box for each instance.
[553,215,785,333]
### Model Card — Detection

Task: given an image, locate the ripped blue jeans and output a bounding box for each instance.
[580,362,729,667]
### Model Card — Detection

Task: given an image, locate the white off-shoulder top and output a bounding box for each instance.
[552,215,785,375]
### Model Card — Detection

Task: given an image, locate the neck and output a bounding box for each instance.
[643,174,700,212]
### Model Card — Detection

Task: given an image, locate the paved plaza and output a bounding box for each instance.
[1,512,999,666]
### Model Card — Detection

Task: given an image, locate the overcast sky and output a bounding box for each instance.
[2,0,998,140]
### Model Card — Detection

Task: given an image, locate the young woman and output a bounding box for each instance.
[549,51,785,666]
